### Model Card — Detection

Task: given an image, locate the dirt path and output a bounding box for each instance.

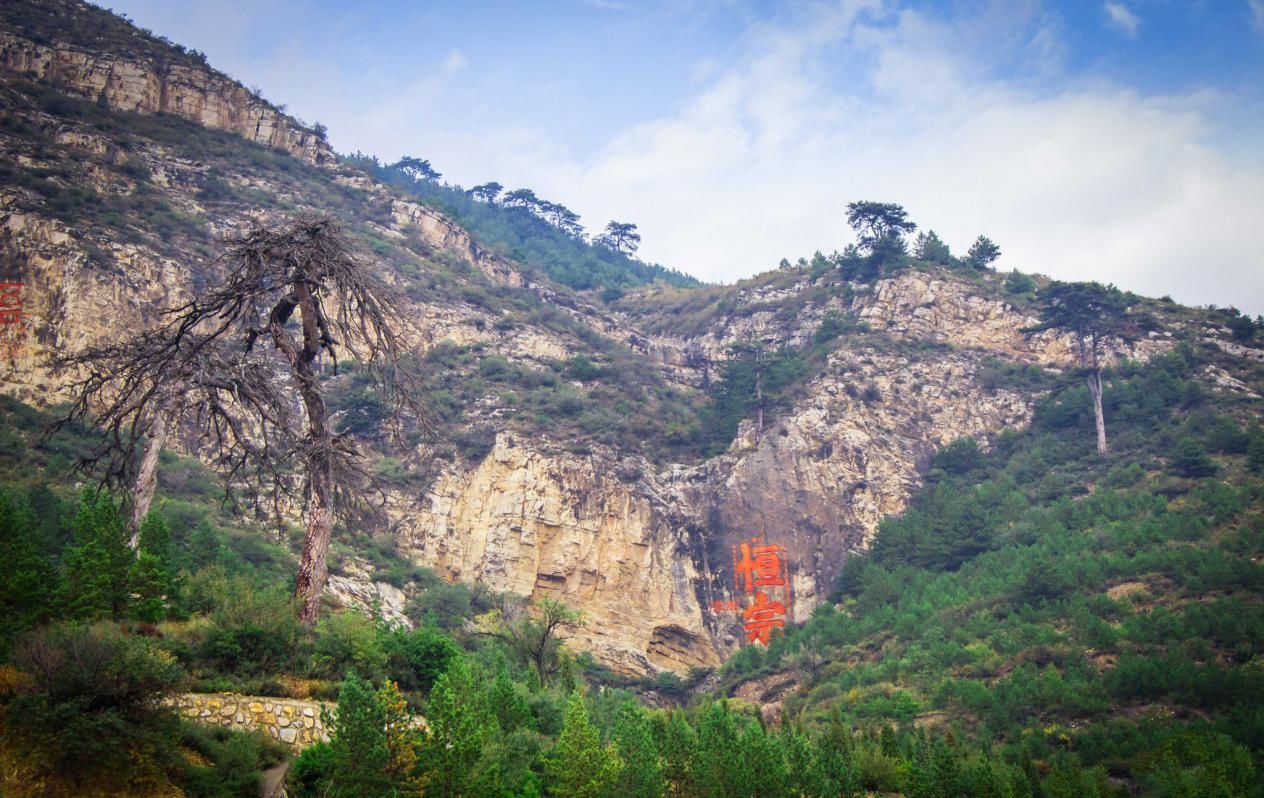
[262,760,290,798]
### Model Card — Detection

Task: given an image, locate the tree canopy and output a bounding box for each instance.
[965,235,1001,269]
[391,156,441,183]
[845,201,917,254]
[595,221,641,255]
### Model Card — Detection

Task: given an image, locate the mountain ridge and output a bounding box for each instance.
[0,0,1261,678]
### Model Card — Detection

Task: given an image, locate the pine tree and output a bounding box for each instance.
[694,702,745,798]
[1171,436,1218,478]
[966,235,1001,269]
[0,491,55,653]
[915,230,953,265]
[782,728,822,798]
[547,693,623,798]
[818,712,861,797]
[137,511,172,567]
[131,511,174,622]
[489,659,534,733]
[971,760,1008,798]
[658,710,699,798]
[60,490,133,620]
[930,737,963,798]
[326,673,392,798]
[419,659,493,797]
[378,680,423,796]
[880,725,899,758]
[129,551,169,623]
[1248,427,1264,473]
[613,704,664,798]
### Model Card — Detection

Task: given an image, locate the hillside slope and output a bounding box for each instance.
[1,0,1262,678]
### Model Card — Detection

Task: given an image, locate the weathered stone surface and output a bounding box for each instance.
[397,435,720,674]
[168,694,331,750]
[0,32,333,165]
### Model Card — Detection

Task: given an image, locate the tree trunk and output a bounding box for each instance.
[128,410,168,549]
[294,456,333,627]
[272,282,336,627]
[1078,330,1108,456]
[1087,369,1108,456]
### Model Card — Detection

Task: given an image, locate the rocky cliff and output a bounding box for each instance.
[3,0,1256,676]
[0,1,332,165]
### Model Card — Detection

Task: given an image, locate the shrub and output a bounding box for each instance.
[1170,437,1217,479]
[382,624,460,692]
[407,580,479,630]
[452,425,497,463]
[289,741,336,798]
[198,623,293,676]
[1004,270,1037,295]
[311,611,386,681]
[934,437,985,477]
[1,623,185,789]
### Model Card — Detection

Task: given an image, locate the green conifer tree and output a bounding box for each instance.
[613,703,664,798]
[818,712,861,797]
[489,658,535,733]
[60,490,133,620]
[128,551,169,623]
[1171,436,1218,478]
[547,693,623,798]
[0,491,55,652]
[694,702,746,798]
[420,658,493,797]
[325,673,392,798]
[1247,427,1264,473]
[658,710,699,798]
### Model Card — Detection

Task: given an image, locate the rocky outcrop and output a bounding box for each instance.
[683,345,1033,637]
[0,31,333,166]
[382,342,1036,672]
[0,204,194,399]
[394,435,721,674]
[653,270,1174,368]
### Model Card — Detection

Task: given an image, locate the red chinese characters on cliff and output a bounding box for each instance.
[0,282,23,359]
[710,538,792,646]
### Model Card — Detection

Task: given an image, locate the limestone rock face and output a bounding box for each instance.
[375,341,1038,672]
[0,205,193,399]
[396,435,721,674]
[682,346,1034,637]
[0,31,333,165]
[655,270,1170,368]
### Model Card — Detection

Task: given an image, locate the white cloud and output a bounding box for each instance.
[1250,0,1264,33]
[1104,3,1141,36]
[97,0,1264,315]
[537,4,1264,314]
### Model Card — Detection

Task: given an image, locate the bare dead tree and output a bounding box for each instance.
[54,215,427,625]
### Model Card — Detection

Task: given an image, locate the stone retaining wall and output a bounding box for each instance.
[170,693,332,749]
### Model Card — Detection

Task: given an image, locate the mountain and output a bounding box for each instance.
[3,2,1264,796]
[2,0,1262,680]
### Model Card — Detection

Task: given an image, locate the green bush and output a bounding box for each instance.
[383,624,460,692]
[310,611,387,681]
[289,741,336,798]
[1,622,186,789]
[1170,437,1217,478]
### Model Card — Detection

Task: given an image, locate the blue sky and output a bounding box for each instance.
[101,0,1264,313]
